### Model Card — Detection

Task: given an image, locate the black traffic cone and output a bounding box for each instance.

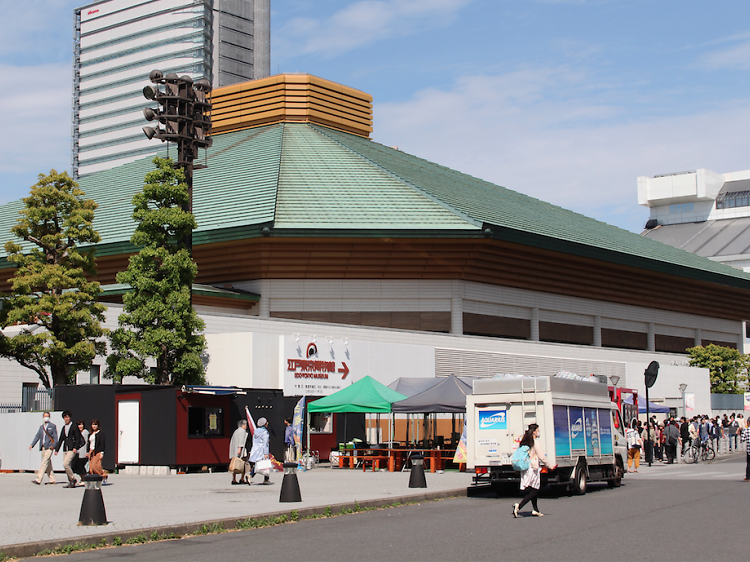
[280,462,302,502]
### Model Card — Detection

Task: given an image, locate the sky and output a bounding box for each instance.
[2,0,750,233]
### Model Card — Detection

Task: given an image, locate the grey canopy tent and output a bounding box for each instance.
[392,375,473,413]
[387,377,441,398]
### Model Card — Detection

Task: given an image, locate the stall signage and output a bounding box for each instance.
[478,410,507,430]
[287,359,336,379]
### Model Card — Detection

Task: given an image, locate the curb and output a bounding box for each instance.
[1,487,468,559]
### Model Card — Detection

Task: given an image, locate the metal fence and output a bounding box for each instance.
[22,387,54,412]
[0,404,22,413]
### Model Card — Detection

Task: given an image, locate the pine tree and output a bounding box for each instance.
[0,170,106,388]
[106,157,206,385]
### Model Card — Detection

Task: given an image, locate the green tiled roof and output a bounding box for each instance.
[100,283,259,301]
[2,122,750,290]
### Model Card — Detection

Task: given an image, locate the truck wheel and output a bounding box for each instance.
[571,466,587,495]
[607,462,623,488]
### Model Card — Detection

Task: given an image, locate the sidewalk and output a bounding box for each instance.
[0,467,473,554]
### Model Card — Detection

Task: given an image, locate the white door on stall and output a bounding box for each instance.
[118,400,140,464]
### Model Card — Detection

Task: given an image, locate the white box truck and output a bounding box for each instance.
[466,376,628,494]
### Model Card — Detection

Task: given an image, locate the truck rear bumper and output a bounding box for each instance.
[472,467,567,487]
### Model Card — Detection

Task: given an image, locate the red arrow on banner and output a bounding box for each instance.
[338,362,350,379]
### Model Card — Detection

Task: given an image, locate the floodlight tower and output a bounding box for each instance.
[142,69,213,253]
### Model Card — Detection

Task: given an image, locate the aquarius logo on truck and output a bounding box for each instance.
[570,417,583,439]
[478,410,507,430]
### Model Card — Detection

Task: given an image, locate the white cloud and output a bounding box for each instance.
[373,69,750,232]
[0,64,72,176]
[276,0,473,57]
[699,40,750,69]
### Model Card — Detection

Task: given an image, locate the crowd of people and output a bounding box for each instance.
[625,411,749,477]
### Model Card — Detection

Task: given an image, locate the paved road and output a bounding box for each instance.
[49,455,750,562]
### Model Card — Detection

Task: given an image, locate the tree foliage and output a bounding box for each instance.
[686,344,750,394]
[0,170,106,388]
[106,157,206,385]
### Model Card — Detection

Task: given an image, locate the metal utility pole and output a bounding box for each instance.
[142,70,213,254]
[644,361,659,467]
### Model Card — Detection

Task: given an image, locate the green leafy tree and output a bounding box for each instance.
[686,343,749,394]
[0,170,106,388]
[106,157,206,385]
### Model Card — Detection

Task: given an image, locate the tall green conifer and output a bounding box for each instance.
[106,157,206,385]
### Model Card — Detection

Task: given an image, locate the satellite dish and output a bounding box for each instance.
[644,361,659,389]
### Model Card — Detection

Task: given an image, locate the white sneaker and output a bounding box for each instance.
[532,510,544,517]
[512,503,519,518]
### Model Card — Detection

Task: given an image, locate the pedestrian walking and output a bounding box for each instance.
[644,421,656,464]
[248,417,271,485]
[742,419,750,481]
[229,420,249,485]
[626,421,643,473]
[29,412,58,485]
[512,424,550,518]
[87,419,107,481]
[737,415,745,450]
[680,417,690,455]
[54,410,85,488]
[654,424,663,462]
[664,420,680,464]
[284,418,295,462]
[710,418,721,453]
[729,414,739,451]
[75,420,89,478]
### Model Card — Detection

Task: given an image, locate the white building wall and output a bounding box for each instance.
[0,279,725,411]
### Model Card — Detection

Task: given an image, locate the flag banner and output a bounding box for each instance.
[268,454,284,472]
[453,416,468,463]
[293,397,305,462]
[685,393,695,412]
[245,406,256,436]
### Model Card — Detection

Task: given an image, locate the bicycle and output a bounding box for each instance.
[683,438,715,463]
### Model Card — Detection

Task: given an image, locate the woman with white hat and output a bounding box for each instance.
[248,417,271,485]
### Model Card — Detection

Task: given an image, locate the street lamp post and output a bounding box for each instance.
[679,383,688,419]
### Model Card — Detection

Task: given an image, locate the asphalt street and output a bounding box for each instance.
[46,454,750,562]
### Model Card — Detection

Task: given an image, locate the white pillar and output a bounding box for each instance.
[738,322,746,354]
[593,316,602,347]
[694,328,702,348]
[450,297,463,335]
[530,308,539,341]
[647,323,655,352]
[258,279,270,318]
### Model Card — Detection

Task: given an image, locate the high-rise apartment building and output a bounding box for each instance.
[72,0,270,177]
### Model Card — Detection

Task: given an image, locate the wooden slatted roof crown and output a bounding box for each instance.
[209,74,373,137]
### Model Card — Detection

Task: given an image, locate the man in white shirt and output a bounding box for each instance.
[54,411,84,488]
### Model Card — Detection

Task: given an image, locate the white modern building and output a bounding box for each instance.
[72,0,271,177]
[639,168,750,272]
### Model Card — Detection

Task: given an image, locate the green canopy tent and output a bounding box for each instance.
[307,376,407,450]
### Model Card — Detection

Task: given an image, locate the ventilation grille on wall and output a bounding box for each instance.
[435,348,626,380]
